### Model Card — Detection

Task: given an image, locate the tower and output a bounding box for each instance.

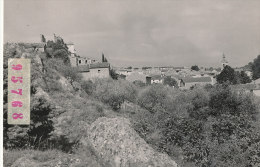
[221,53,228,69]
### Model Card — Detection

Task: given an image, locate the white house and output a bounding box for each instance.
[146,75,163,85]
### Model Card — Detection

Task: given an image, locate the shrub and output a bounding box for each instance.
[81,80,95,95]
[45,58,82,84]
[131,84,260,166]
[163,76,178,87]
[91,79,138,110]
[137,84,173,113]
[133,80,146,87]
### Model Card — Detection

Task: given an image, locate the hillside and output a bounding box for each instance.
[3,41,260,167]
[3,43,179,166]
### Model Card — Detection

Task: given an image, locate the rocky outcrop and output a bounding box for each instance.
[87,117,178,167]
[58,75,74,92]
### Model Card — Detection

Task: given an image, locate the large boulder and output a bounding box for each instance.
[87,117,178,167]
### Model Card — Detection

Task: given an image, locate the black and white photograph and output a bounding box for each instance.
[2,0,260,166]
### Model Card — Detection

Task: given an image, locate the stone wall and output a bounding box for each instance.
[81,67,110,80]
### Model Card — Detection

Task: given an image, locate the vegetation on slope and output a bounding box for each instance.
[3,40,260,167]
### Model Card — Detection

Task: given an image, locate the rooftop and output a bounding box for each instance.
[181,77,212,83]
[89,62,110,69]
[148,75,163,80]
[73,65,89,72]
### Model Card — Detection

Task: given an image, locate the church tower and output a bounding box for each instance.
[221,53,228,69]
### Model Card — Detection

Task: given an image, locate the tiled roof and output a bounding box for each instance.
[126,72,146,82]
[182,77,212,83]
[89,62,110,69]
[73,65,89,72]
[73,62,110,72]
[149,75,162,80]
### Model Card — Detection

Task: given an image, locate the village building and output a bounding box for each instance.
[74,62,110,81]
[245,71,253,78]
[116,69,133,76]
[146,75,163,85]
[204,69,219,77]
[126,71,146,83]
[180,76,213,89]
[77,57,97,66]
[234,67,253,79]
[233,79,260,97]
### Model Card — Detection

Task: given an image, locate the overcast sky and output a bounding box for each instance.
[4,0,260,67]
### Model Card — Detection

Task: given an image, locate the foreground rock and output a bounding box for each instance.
[87,117,178,167]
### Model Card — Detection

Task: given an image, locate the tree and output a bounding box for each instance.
[81,80,95,95]
[92,79,137,110]
[41,34,46,43]
[252,55,260,80]
[45,38,70,64]
[191,65,200,71]
[133,80,146,87]
[216,65,238,84]
[102,53,108,62]
[3,44,55,149]
[110,69,119,80]
[163,76,178,87]
[137,84,172,113]
[239,71,251,84]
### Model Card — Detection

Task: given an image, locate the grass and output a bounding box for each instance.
[3,149,63,167]
[4,143,102,167]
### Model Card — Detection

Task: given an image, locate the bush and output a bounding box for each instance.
[133,80,146,87]
[3,44,57,149]
[81,80,95,95]
[163,76,178,87]
[45,58,82,84]
[137,84,174,113]
[131,84,260,166]
[91,79,138,110]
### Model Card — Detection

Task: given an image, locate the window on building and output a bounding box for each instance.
[85,60,88,64]
[79,60,81,64]
[98,70,101,73]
